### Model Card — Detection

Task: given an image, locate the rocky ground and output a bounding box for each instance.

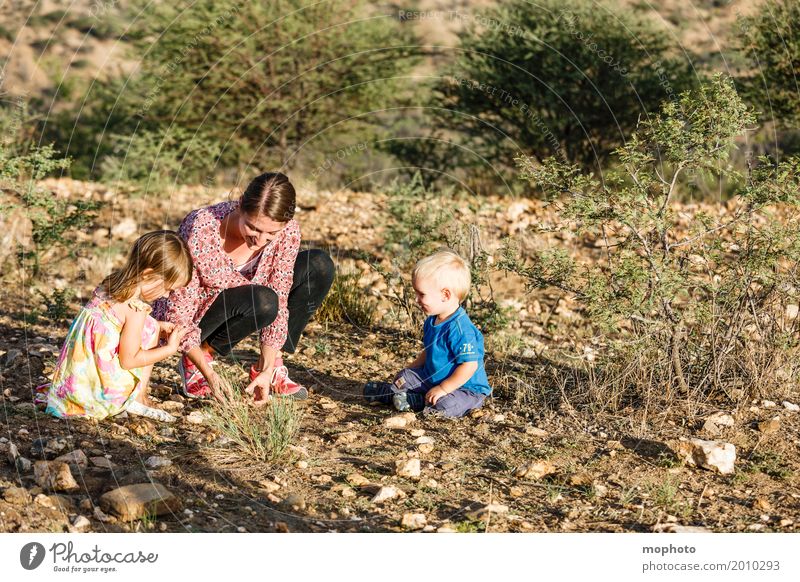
[1,179,799,533]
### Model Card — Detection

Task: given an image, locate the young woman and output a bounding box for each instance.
[154,172,334,404]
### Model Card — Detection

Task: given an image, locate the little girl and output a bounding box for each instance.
[37,230,193,422]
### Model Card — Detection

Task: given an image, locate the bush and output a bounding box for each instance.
[79,0,418,176]
[737,0,800,129]
[316,269,377,328]
[418,0,694,175]
[0,139,99,276]
[375,174,509,333]
[503,75,800,410]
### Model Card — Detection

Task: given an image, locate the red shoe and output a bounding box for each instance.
[249,358,308,400]
[178,353,213,399]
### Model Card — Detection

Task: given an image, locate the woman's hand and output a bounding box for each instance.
[246,367,275,406]
[205,368,232,403]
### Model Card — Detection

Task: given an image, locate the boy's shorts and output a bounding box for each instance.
[363,367,485,418]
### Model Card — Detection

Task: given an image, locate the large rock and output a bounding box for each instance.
[34,461,79,492]
[55,450,89,472]
[370,485,405,504]
[99,483,181,521]
[675,438,736,475]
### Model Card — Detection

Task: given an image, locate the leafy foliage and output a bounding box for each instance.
[504,75,800,406]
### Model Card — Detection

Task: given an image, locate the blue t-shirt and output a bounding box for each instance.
[421,307,491,396]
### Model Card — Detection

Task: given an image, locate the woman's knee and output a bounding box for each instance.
[299,249,335,293]
[250,286,279,326]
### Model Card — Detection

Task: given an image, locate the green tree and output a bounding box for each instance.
[418,0,694,176]
[76,0,417,182]
[737,0,800,129]
[504,75,800,408]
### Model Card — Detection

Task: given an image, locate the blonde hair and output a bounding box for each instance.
[101,230,193,302]
[412,250,471,302]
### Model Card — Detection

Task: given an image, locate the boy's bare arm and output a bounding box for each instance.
[438,361,478,393]
[425,361,479,406]
[409,349,426,369]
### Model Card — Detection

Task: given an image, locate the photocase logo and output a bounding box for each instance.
[20,542,46,570]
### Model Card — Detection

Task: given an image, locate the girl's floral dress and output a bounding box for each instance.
[37,288,159,420]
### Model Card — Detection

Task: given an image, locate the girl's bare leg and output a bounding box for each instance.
[134,331,159,406]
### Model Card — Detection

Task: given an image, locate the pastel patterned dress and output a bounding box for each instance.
[38,289,159,420]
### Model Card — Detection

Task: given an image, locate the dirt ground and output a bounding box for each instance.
[1,179,798,533]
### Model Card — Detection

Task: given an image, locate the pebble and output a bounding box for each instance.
[415,436,434,445]
[437,525,457,533]
[90,457,116,469]
[418,443,434,454]
[514,460,556,480]
[34,461,79,492]
[757,416,780,434]
[144,456,172,469]
[341,487,356,498]
[346,473,370,487]
[383,413,416,429]
[410,429,426,437]
[370,485,404,504]
[467,503,509,520]
[675,438,736,475]
[762,400,776,408]
[509,486,524,498]
[237,526,247,533]
[783,401,799,412]
[702,412,735,434]
[401,513,427,530]
[55,449,89,471]
[282,493,306,512]
[295,460,309,470]
[69,515,91,533]
[395,458,421,480]
[185,411,207,425]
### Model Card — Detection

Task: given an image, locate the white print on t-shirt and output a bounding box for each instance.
[461,342,475,354]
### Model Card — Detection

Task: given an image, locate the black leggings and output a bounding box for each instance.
[199,249,335,355]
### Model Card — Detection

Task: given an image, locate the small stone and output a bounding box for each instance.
[295,460,309,470]
[275,522,290,533]
[426,479,439,489]
[144,456,172,469]
[90,457,115,469]
[236,526,246,533]
[15,457,32,473]
[80,498,93,511]
[334,432,359,445]
[54,450,89,472]
[423,525,436,532]
[34,461,79,492]
[69,515,91,533]
[702,412,735,435]
[783,401,799,412]
[318,397,338,410]
[185,411,207,425]
[111,217,137,239]
[401,513,427,530]
[418,443,434,455]
[492,414,506,423]
[370,485,404,504]
[34,493,56,508]
[159,522,168,531]
[753,497,772,512]
[395,458,421,480]
[675,438,736,475]
[467,503,509,520]
[6,442,19,463]
[346,473,370,487]
[257,480,281,493]
[384,413,416,429]
[282,493,306,512]
[341,487,356,498]
[99,483,181,521]
[415,436,434,445]
[653,524,712,533]
[437,525,457,533]
[525,425,550,438]
[3,486,32,505]
[410,429,426,437]
[128,419,156,436]
[313,474,332,484]
[509,486,524,498]
[514,460,557,480]
[757,416,780,434]
[762,400,777,408]
[569,472,593,487]
[779,518,793,527]
[159,401,184,414]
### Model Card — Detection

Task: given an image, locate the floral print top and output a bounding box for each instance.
[153,200,301,352]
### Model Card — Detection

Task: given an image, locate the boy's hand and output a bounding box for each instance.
[425,385,449,406]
